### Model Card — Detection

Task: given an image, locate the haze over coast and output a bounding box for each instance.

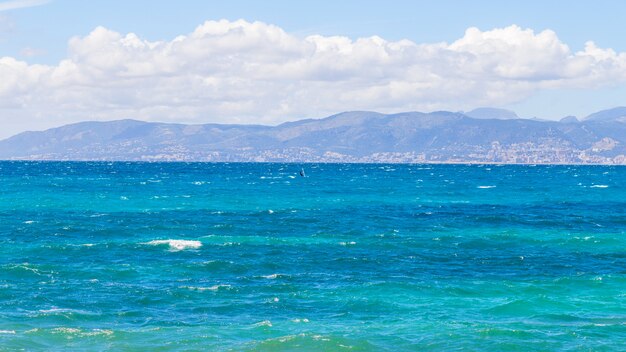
[1,107,625,164]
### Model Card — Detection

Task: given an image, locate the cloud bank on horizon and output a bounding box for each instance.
[1,19,626,135]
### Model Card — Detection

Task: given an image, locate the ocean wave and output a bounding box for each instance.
[590,185,609,188]
[291,318,310,323]
[477,185,496,189]
[35,308,98,317]
[4,263,48,276]
[143,239,202,251]
[180,284,231,292]
[253,320,273,327]
[50,327,113,337]
[261,273,286,279]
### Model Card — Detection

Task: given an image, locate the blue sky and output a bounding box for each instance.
[0,0,626,62]
[6,0,626,60]
[1,0,626,136]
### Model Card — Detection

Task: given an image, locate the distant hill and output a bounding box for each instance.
[559,116,579,123]
[0,109,625,164]
[585,107,626,122]
[465,108,519,120]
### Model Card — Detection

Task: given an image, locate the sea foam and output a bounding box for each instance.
[262,274,280,279]
[180,284,231,291]
[144,239,202,251]
[253,320,273,327]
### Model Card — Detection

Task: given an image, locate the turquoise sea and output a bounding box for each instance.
[0,162,625,351]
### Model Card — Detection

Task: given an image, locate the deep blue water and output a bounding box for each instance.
[0,162,625,351]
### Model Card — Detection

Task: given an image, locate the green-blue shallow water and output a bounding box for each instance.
[1,162,625,351]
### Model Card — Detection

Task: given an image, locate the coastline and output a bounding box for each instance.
[1,158,624,166]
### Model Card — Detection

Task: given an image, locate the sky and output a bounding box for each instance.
[1,0,626,138]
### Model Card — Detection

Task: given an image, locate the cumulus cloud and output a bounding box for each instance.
[1,19,626,135]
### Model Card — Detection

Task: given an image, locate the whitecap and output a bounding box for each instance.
[590,185,608,188]
[81,329,114,337]
[253,320,273,327]
[277,335,298,343]
[262,274,279,279]
[339,241,357,246]
[51,327,81,334]
[291,318,310,323]
[144,239,202,251]
[23,220,35,224]
[180,284,231,291]
[477,185,496,189]
[38,308,95,316]
[0,330,16,334]
[50,327,113,336]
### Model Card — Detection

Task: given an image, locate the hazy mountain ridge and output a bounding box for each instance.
[464,108,519,120]
[1,108,625,164]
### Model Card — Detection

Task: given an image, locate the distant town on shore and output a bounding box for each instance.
[1,107,625,164]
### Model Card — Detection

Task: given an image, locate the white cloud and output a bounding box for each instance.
[1,20,626,136]
[19,46,46,57]
[0,0,49,12]
[0,13,14,36]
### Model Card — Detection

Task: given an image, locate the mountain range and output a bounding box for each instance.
[1,107,625,164]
